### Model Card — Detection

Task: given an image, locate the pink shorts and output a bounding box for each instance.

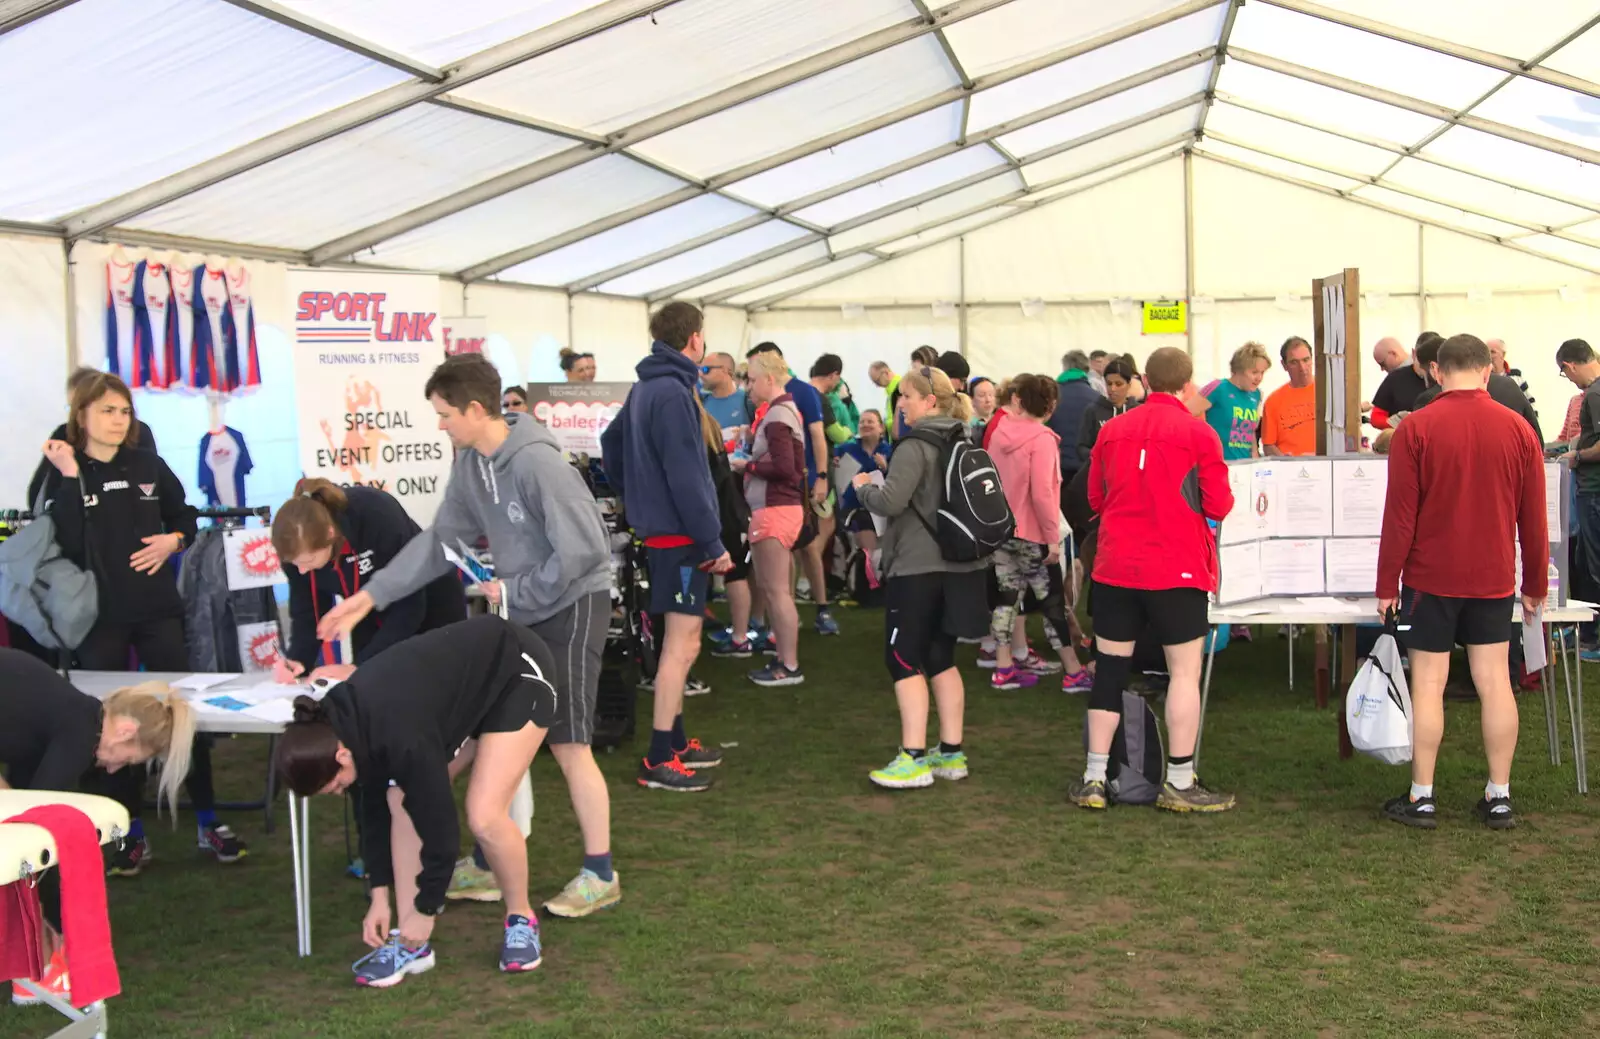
[749,505,804,550]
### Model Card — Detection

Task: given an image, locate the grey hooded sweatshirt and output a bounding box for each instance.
[855,414,988,580]
[365,413,610,626]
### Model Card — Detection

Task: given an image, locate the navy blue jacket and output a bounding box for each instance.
[1047,370,1101,479]
[600,342,725,559]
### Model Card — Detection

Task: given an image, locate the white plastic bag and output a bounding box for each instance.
[1346,629,1413,764]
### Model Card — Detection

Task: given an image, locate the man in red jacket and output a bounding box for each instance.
[1070,347,1236,813]
[1376,333,1546,831]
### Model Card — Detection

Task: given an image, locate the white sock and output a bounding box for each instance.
[1409,782,1433,802]
[1166,760,1195,790]
[980,636,997,653]
[1084,752,1109,783]
[1486,781,1510,801]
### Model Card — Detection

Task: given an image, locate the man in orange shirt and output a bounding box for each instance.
[1261,336,1317,456]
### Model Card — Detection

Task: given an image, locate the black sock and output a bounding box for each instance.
[903,746,926,759]
[1169,753,1194,766]
[647,728,674,767]
[670,713,687,754]
[939,741,962,755]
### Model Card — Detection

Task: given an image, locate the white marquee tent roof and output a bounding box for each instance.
[5,0,1600,310]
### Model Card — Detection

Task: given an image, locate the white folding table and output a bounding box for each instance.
[1203,600,1594,793]
[70,672,316,957]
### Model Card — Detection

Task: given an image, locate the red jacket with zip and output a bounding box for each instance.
[1088,393,1233,592]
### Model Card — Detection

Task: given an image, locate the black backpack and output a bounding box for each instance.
[1082,690,1165,805]
[906,425,1014,562]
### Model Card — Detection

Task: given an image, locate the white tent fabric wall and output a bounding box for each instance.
[0,234,71,507]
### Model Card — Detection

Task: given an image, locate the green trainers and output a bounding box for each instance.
[869,751,934,789]
[445,857,502,902]
[926,748,968,781]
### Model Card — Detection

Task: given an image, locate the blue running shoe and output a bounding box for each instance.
[751,630,777,656]
[815,609,840,636]
[500,915,543,973]
[353,932,435,988]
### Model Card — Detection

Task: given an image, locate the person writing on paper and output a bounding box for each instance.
[1368,336,1427,431]
[1070,347,1236,814]
[1260,337,1317,456]
[315,354,618,922]
[274,617,557,986]
[1377,334,1547,831]
[272,479,466,685]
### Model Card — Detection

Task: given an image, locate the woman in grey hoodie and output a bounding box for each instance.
[853,366,988,791]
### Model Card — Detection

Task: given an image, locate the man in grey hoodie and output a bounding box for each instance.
[317,355,621,921]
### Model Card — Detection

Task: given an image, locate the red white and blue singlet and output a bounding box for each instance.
[188,263,261,396]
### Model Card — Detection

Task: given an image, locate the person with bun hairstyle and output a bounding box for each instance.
[39,371,243,870]
[274,616,559,987]
[853,366,987,790]
[0,647,197,1002]
[560,349,596,383]
[271,478,466,683]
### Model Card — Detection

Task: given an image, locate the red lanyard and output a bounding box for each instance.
[308,540,360,665]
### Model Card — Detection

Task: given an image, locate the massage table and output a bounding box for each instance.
[0,790,128,1039]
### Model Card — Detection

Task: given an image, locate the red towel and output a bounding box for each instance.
[0,878,47,983]
[2,805,120,1005]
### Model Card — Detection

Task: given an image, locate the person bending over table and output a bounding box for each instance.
[274,616,558,988]
[0,647,197,1003]
[1376,333,1547,831]
[40,371,243,871]
[1070,348,1237,813]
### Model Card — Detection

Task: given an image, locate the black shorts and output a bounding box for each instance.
[1090,582,1209,646]
[475,627,560,735]
[724,535,751,583]
[885,569,989,681]
[1400,590,1515,653]
[647,544,712,616]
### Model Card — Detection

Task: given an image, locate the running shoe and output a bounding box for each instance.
[1474,794,1517,830]
[814,610,841,636]
[447,857,502,902]
[1156,780,1237,813]
[684,674,712,697]
[976,645,999,669]
[1061,668,1093,694]
[710,639,754,659]
[11,949,68,1007]
[353,933,435,988]
[675,738,724,769]
[925,748,969,781]
[752,630,778,656]
[1069,777,1108,810]
[637,756,714,792]
[346,857,367,880]
[1015,650,1061,675]
[197,823,248,863]
[748,662,805,687]
[1230,624,1254,642]
[1382,793,1438,829]
[956,635,984,645]
[543,870,622,919]
[1582,646,1600,664]
[500,915,543,973]
[869,751,934,789]
[106,836,152,877]
[990,666,1038,691]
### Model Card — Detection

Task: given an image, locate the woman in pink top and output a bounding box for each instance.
[985,374,1091,693]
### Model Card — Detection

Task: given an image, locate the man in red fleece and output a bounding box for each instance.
[1070,347,1235,813]
[1376,333,1546,831]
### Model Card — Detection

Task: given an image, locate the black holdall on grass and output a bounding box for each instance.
[906,425,1014,562]
[1083,690,1165,805]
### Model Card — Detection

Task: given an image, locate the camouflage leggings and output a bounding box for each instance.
[989,537,1073,649]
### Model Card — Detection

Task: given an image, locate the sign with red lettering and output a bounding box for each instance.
[236,621,282,674]
[525,382,632,458]
[443,316,488,356]
[223,529,287,591]
[288,269,451,524]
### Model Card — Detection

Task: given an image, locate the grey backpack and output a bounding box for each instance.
[1083,690,1165,805]
[0,507,98,651]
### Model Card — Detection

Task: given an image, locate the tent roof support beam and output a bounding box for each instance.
[56,0,688,239]
[1253,0,1600,102]
[0,0,78,37]
[1193,149,1600,277]
[910,0,975,90]
[217,0,444,80]
[1196,0,1243,137]
[305,0,1038,265]
[460,48,1212,283]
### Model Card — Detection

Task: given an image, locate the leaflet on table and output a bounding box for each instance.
[242,699,298,725]
[1331,459,1386,537]
[171,673,239,692]
[1217,540,1262,605]
[1277,459,1333,538]
[1546,461,1563,543]
[1324,537,1380,596]
[1260,538,1325,595]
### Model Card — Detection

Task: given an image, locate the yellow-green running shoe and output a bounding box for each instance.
[869,751,934,789]
[543,869,622,919]
[925,748,968,781]
[446,857,502,902]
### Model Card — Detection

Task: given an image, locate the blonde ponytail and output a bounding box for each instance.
[103,682,198,822]
[899,365,973,422]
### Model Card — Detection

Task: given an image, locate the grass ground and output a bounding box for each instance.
[10,610,1600,1038]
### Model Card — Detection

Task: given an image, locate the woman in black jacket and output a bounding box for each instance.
[270,478,466,682]
[274,616,557,987]
[1075,357,1139,466]
[40,372,242,870]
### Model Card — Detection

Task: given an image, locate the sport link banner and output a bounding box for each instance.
[288,269,451,525]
